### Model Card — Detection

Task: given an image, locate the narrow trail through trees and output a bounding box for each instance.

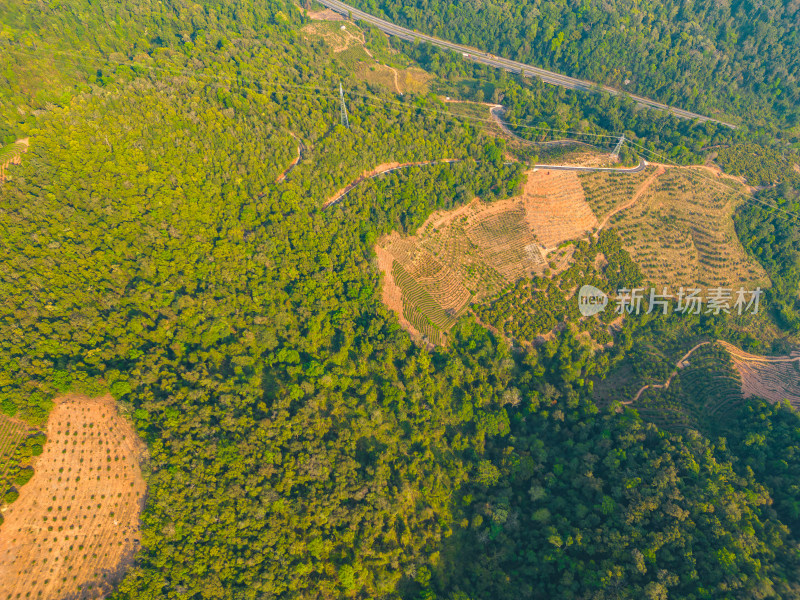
[624,341,711,404]
[276,132,305,183]
[322,159,459,208]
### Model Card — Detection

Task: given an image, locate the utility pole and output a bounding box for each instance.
[611,134,625,159]
[339,82,349,128]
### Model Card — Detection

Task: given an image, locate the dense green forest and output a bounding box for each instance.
[406,42,740,165]
[716,143,800,187]
[735,184,800,333]
[352,0,800,129]
[2,0,800,598]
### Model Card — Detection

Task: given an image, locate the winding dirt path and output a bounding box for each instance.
[596,165,665,232]
[322,159,458,208]
[624,341,711,404]
[388,66,402,95]
[275,132,305,183]
[624,341,800,406]
[717,340,800,364]
[490,106,599,150]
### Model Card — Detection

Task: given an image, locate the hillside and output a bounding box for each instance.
[583,164,768,290]
[2,0,800,598]
[376,169,595,343]
[350,0,800,128]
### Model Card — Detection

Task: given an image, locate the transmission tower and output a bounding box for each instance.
[611,134,625,159]
[339,82,349,128]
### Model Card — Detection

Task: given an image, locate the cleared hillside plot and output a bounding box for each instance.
[0,394,146,600]
[356,62,431,95]
[0,139,29,182]
[581,166,768,289]
[306,7,346,20]
[377,169,599,343]
[580,167,655,219]
[524,170,598,249]
[301,20,365,53]
[718,340,800,407]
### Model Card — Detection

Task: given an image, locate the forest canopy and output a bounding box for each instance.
[352,0,800,130]
[1,0,800,598]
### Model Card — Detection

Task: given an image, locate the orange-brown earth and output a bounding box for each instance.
[0,394,146,600]
[718,341,800,407]
[375,169,599,342]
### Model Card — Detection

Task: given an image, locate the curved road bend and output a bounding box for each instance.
[490,106,648,172]
[318,0,736,129]
[534,157,647,173]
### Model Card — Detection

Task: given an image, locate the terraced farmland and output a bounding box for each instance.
[392,261,456,344]
[524,170,598,249]
[581,165,768,289]
[719,340,800,407]
[580,168,654,219]
[633,343,744,433]
[376,169,598,344]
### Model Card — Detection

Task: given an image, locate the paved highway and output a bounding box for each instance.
[317,0,736,129]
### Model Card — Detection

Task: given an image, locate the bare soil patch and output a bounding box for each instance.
[0,394,146,600]
[301,21,365,53]
[0,138,30,182]
[306,7,345,20]
[356,63,431,95]
[375,243,421,338]
[719,341,800,407]
[521,170,598,249]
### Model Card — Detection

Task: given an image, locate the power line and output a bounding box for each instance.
[611,135,625,159]
[3,46,627,142]
[6,45,799,223]
[625,139,800,225]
